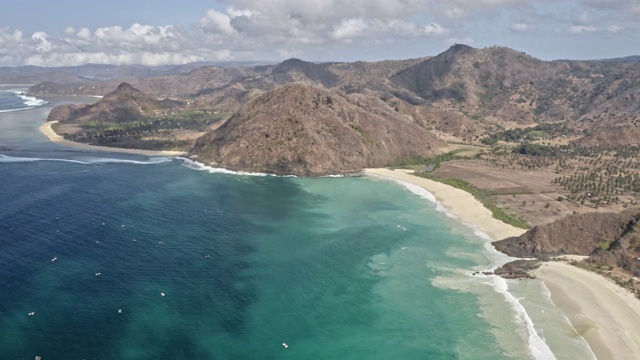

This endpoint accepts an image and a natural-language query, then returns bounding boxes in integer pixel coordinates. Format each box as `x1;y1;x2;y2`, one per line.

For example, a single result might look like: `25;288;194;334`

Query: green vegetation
415;174;530;229
512;143;560;157
64;109;231;148
481;143;640;208
349;124;373;143
391;149;473;169
481;123;573;145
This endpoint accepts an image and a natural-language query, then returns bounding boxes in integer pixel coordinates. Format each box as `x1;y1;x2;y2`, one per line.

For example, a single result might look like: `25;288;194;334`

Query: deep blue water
0;91;595;360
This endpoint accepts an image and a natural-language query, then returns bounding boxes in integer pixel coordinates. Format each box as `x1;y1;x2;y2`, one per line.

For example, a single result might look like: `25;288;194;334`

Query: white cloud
424;23;447;35
607;25;622;33
0;28;23;44
569;25;597;34
331;18;368;41
510;22;531;32
199;9;236;35
445;37;474;46
0;0;637;67
77;28;91;40
31;32;53;52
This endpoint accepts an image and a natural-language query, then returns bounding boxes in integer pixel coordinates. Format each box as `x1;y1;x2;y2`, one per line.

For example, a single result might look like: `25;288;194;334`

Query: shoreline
364;168;525;240
535;261;640;360
364;168;640;360
39;121;187;157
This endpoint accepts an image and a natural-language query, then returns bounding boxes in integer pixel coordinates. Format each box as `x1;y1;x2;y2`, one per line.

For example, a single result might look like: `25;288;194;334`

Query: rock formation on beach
494;208;640;276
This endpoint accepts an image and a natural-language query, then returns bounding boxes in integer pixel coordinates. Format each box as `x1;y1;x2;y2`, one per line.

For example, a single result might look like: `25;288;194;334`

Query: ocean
0;88;595;359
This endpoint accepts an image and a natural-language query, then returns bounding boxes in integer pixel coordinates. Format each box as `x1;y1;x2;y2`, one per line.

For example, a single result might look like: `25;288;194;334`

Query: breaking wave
0;154;173;165
382;176;557;360
177;157;296;177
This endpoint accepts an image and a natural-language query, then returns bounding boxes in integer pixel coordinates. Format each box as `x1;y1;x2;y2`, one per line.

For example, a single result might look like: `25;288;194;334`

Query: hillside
190;83;444;175
48;82;178;124
391;45;563;109
493;208;640;276
31;45;640;147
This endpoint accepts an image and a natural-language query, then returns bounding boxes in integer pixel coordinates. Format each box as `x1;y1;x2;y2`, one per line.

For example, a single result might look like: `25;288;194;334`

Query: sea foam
0;154;173;165
490;275;557;360
383;176;557;360
0;91;47;113
14;91;47;107
177;157;296;177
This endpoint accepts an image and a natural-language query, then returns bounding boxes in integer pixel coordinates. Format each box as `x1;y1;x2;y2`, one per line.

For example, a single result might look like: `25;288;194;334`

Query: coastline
535;261;640;360
364;168;525;240
39;121;187;157
364;168;640;360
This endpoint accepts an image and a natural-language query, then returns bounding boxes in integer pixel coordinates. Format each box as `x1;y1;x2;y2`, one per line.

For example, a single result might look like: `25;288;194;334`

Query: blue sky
1;0;639;66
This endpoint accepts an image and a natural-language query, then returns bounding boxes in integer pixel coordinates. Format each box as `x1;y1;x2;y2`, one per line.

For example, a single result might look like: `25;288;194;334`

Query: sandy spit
39;121;187;157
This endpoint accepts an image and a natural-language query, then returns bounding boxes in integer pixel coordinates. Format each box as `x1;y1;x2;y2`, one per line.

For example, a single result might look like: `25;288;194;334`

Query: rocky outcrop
190;83;444;175
493;208;640;276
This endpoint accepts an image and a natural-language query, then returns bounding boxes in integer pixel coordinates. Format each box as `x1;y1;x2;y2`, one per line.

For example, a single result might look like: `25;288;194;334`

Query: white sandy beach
364;168;526;240
535;261;640;360
365;168;640;360
39;121;187;157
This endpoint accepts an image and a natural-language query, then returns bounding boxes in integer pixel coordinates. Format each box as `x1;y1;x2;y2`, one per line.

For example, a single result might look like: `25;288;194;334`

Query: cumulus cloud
331;18;368;41
510;22;531;32
31;32;53;53
199;9;236;35
0;0;636;66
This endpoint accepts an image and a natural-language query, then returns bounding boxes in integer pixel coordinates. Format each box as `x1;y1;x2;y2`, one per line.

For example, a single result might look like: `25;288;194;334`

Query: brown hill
0;70;88;85
48;82;180;124
28;45;640;148
493;208;640;275
190;83;444;175
270;58;340;88
390;44;564;111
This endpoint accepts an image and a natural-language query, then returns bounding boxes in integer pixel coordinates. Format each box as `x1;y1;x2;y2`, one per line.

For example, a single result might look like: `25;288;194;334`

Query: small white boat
28;312;35;316
51;257;57;262
161;292;165;297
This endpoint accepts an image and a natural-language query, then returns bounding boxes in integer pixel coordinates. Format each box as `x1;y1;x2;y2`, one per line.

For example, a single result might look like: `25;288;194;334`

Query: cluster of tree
64;126;175;144
479;143;640;207
64;110;229;145
481;123;572;145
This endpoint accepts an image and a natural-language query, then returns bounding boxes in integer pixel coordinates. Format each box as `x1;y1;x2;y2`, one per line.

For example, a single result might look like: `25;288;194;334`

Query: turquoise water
0;91;595;359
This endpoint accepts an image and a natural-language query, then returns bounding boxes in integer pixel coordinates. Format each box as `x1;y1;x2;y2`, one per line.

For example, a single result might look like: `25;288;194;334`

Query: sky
0;0;639;67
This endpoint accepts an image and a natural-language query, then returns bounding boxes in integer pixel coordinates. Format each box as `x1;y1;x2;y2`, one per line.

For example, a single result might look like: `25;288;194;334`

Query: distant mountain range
22;44;640;174
0;61;275;84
